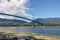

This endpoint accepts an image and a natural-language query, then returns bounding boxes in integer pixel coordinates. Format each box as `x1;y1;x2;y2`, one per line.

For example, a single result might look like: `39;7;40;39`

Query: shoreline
0;30;60;40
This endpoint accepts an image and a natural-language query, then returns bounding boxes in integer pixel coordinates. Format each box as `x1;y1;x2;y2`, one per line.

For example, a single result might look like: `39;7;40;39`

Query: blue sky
0;0;60;20
28;0;60;18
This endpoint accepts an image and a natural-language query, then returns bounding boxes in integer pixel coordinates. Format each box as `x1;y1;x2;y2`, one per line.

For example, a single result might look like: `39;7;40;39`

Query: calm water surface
0;27;60;36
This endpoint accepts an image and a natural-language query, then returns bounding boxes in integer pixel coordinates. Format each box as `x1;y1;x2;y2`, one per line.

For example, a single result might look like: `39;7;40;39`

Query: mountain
33;18;60;24
1;18;60;25
0;18;27;24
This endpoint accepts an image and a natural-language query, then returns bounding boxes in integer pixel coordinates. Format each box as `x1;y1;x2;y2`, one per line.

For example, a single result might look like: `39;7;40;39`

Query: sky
0;0;33;19
29;0;60;18
0;0;60;20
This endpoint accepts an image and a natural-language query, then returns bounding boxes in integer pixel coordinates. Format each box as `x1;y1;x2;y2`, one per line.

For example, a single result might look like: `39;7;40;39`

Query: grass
33;35;60;40
0;30;60;40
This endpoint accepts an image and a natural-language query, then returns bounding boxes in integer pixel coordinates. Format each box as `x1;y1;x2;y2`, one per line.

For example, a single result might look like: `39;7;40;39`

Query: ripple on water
0;27;60;36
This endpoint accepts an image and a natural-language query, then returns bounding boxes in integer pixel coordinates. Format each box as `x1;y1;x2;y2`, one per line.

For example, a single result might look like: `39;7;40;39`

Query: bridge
0;13;43;27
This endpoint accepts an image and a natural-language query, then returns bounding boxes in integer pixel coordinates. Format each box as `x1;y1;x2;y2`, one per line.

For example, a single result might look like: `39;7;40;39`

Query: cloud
0;0;33;19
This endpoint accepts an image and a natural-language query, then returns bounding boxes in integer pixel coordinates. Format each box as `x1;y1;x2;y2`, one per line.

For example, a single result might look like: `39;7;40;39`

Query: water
0;27;60;36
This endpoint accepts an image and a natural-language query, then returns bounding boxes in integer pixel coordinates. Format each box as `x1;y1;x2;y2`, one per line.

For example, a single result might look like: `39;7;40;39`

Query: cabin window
20;39;25;40
18;0;20;1
0;0;2;3
7;0;10;2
